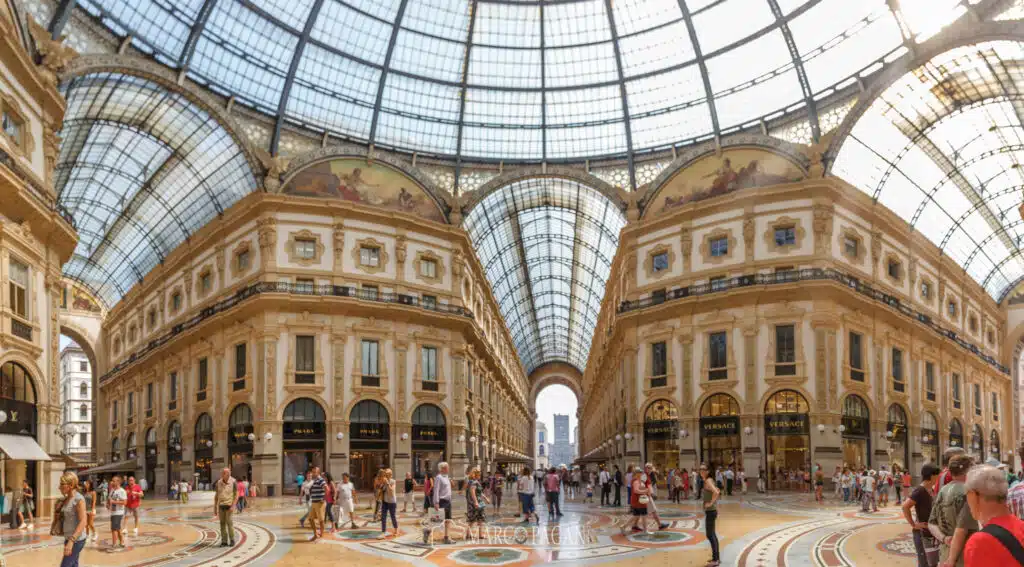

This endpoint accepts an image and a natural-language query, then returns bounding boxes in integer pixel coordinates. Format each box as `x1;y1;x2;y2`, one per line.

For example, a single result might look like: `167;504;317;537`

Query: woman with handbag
54;472;88;567
626;471;651;535
700;464;722;567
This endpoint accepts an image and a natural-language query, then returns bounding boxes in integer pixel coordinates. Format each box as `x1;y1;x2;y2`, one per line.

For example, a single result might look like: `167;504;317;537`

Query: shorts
111;515;124;531
438;498;452;520
128;507;139;519
631;507;648;516
816;481;824;487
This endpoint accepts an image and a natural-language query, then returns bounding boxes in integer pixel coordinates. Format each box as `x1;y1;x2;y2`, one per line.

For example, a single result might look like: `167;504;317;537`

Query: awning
0;433;51;461
78;460;139;476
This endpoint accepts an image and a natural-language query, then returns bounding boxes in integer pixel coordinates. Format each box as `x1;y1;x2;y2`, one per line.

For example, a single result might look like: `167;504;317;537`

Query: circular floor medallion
449;547;529;565
877;532;917;557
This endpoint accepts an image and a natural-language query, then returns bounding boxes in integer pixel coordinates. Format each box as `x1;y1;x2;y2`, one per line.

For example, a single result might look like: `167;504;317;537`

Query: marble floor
0;489;919;566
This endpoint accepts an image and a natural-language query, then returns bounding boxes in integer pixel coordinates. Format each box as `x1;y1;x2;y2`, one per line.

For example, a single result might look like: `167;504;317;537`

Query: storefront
349;400;390;490
0;361;47;525
644;399;679;480
921;412;939;466
764;390;810;490
144;427;157;493
841;395;870;469
886;404;909;472
194;413;213;488
167;421;182;491
971;424;984;463
700;394;741;470
991;430;1002;462
227;404;254;482
949;419;964;449
283;398;326;494
411;404;446;482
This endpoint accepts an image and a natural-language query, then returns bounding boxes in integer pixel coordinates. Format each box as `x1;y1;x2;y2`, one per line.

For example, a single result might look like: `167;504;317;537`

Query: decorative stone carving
332;222;345;266
253;148;290;192
28;17;78;86
812;206;834;256
257;217;277;270
680;230;692;273
743;216;756;262
800;130;834;178
43;125;60;183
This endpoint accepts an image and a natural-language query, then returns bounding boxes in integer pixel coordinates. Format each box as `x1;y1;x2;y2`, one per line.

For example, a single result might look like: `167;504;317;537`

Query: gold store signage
764;413;809;435
644;419;677;440
351;422;389;440
700;417;739;437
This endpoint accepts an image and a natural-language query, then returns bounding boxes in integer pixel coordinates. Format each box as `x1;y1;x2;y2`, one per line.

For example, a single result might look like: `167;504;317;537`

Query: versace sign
765;413;810;436
700;416;739;437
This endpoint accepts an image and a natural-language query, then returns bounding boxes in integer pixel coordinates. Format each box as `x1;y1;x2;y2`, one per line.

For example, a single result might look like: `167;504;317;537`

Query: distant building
59;345;93;456
550;414;574;466
535;421;549;470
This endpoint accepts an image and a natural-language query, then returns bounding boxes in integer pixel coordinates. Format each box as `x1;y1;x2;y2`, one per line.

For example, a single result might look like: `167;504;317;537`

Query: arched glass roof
57;72;258;307
833;41;1024;301
463;178;625;374
78;0;968;163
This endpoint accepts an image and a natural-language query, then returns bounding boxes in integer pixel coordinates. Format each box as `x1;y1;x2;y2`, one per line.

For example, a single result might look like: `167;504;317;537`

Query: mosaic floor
0;489;919;566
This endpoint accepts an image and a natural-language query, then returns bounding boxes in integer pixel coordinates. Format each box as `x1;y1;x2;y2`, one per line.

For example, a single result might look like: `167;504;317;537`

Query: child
584;482;594;503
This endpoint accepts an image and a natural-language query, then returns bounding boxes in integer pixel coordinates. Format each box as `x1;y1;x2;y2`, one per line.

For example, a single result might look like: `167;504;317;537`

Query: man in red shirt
125;476;145;536
964;464;1024;566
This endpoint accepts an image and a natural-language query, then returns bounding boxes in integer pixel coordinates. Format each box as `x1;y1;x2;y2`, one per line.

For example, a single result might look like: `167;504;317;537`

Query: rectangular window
891;347;904;392
422;295;437;309
925;362;935;401
361;284;379;299
237;249;250;271
79;432;87;447
172;292;182;311
295;277;315;293
422;346;438;390
79;361;88;372
295;335;315;384
359;246;380;267
652;252;669;272
169;372;178;410
421;258;437;278
843;236;859;257
710;276;727;291
235;343;247;379
887;260;901;279
146;382;154;415
148;309;156;328
948;301;957;317
295;238;316;259
200;272;212;293
774;226;796;246
849;332;864;381
2;109;22;143
361;339;380;386
127;392;135;420
921;282;931;299
709;237;729;257
775;325;796;376
112;401;118;429
992;392;999;421
952;373;961;409
197;357;208;401
8;259;28;318
651;341;667;386
974;383;982;416
709;331;728;380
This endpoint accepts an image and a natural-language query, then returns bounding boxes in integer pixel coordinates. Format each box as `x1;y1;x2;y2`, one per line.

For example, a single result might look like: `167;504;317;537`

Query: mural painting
282;158;446;223
65;282;102;313
649;148;805;218
1008;280;1024;305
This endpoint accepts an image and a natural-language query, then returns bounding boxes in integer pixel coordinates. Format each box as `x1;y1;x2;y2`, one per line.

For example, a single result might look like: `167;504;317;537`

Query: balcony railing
421;380;439;392
10;318;32;341
650;375;667;388
618;268;1008;375
197;391;207;402
893;380;905;393
100;281;474;384
362;375;381;387
0;147;76;229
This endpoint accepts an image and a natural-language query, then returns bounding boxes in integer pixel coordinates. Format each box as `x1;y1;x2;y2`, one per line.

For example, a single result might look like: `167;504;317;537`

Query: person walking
124;477;143;536
613;465;623;507
308;467;327;541
627;468;651;535
235;478;246;513
901;467;913;505
323;472;336;531
643;463;670;530
903;463;939;567
544;467;563;518
18;479;34;529
213;468;239;547
464;467;490;540
432;462;454;545
402;472;416;513
681;468;691;500
372;469;386;524
422;472;434;517
57;472;88;567
490;470;504;513
82;480;98;542
700;464;722;567
862;470;879;512
724;466;735;496
298;471;312;527
337;472;358;529
815;467;825;504
963;464;1024;567
107;476;127;550
599;465;611;506
928;454;977;567
518;466;539;523
379;468;398;537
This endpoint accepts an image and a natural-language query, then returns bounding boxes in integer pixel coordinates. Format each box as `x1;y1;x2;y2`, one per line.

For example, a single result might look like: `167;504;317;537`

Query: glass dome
79;0;969;162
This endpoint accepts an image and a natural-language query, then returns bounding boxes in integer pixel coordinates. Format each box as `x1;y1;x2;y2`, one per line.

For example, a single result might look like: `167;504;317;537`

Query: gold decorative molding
838;225;865;265
0;92;35;159
352;237;389;275
700;227;737;266
195;264;214;299
763;216;806;255
882;251;905;286
643;244;676;280
413;249;445;285
285;229;325;267
231;240;253;278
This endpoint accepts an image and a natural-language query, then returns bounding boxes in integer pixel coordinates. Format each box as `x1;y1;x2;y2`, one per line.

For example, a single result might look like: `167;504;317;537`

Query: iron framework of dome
77;0;971;172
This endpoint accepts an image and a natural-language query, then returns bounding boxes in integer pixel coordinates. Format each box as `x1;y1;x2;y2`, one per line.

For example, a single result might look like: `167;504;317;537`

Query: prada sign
700;416;739;437
350;422;389;440
284;421;325;440
412;425;446;443
765;413;810;436
644;419;677;440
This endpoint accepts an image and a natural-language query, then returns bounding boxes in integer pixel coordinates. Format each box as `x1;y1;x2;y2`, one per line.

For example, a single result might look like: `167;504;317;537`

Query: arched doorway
349;400;390;490
644;399;679;481
921;412;939;465
194;413;213;488
992;430;1002;462
227;404;254;481
841;395;870;469
886;404;909;472
949;419;964;449
764;390;810;490
167;421;182;490
0;361;41;515
144;427;157;494
283;398;326;494
971;424;984;463
700;394;741;470
411;404;446;482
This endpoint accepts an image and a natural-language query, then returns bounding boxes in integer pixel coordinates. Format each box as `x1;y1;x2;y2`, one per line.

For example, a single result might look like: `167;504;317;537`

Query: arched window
127;432;136;448
843;395;870;419
949;419;964;447
229;404;253;427
145;427;157;447
79;383;88;398
412;404;445;426
79;404;87;419
764;390;809;414
350;400;388;423
644;399;679;421
0;361;36;403
195;413;213;441
887;404;906;425
701;393;740;417
111;437;120;457
285;398;326;422
922;412;938;431
168;421;182;445
991;429;1002;458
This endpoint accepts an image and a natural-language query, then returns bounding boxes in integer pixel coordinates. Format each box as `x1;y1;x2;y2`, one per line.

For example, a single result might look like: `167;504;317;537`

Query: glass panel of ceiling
56;72;257;307
832;41;1024;301
76;0;969;162
463;178;625;374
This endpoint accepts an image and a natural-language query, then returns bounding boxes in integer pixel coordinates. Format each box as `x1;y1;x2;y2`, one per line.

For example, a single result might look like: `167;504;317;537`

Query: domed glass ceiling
78;0;970;163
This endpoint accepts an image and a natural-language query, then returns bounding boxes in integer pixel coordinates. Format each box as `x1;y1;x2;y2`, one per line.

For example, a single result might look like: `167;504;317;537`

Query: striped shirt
1008;481;1024;520
309;477;326;503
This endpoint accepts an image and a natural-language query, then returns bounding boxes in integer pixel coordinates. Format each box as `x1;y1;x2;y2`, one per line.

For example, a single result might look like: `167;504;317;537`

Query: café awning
78;459;140;476
0;433;51;461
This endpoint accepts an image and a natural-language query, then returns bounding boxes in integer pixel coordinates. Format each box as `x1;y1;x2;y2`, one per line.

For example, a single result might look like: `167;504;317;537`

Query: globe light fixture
838;424;846;433
615;434;622;441
470;436;477;443
624;433;632;440
402;432;409;441
206;439;213;448
247;433;255;442
336;432;344;440
0;410;8;424
817;424;826;433
458;435;465;443
744;426;753;435
264;432;273;442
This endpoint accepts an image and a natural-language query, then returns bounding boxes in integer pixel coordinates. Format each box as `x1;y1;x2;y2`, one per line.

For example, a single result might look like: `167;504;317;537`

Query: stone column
252;421;283;496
